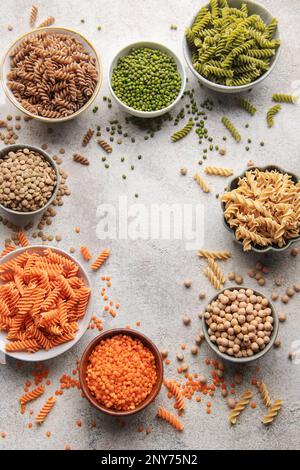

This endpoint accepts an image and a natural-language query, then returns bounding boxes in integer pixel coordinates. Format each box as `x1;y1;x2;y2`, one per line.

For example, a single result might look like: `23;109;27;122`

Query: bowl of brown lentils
202;287;279;363
0;144;60;226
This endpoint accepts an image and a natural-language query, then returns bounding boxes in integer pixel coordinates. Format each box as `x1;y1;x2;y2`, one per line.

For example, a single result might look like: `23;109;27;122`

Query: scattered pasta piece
18;231;29;247
228;390;253;425
261;399;282;425
73;154;90;166
238;98;257;116
203;267;222;290
35;396;56;424
257;381;272;408
171;119;194;142
80;246;92;261
98;140;113;153
221;116;241;142
82;129;94;147
37;16;55;28
164;379;185;411
207;258;225;284
20;385;45;405
194;172;210;193
91;249;110;271
1;245;15;258
197;250;231;260
266;105;281;127
205;166;233;177
29;5;38;27
157;407;184;431
272;94;297;104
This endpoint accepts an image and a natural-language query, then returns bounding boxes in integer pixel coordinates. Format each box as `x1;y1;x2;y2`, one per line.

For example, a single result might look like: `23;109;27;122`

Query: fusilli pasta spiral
267;105;281;127
194;172;210;193
205;166;233;176
35;396;57;424
91;249;111;271
221;116;241;142
261;399;282;425
171;119;194;142
228;390;253;425
157;407;184;431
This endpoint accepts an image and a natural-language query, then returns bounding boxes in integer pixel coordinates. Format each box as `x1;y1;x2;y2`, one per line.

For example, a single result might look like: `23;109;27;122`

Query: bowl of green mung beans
108;41;186;118
183;0;281;93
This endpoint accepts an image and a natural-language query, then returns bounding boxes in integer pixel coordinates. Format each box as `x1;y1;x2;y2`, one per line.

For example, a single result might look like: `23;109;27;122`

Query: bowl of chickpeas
202;287;279;363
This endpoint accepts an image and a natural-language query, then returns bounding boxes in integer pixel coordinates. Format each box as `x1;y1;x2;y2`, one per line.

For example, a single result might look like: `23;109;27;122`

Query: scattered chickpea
294;283;300;292
176;352;184;361
198;291;206;300
290;247;299;257
233;373;243;385
235;275;243;285
286;287;295;297
274;339;281;348
198;311;203;319
182;315;191;326
258;277;266;286
160;349;169;359
199;374;207;385
195;335;202;345
247;269;256;278
288;351;295;361
281;295;289;304
228;271;236;281
278;312;287;322
180;167;188;176
191;346;198;355
221;388;228;398
184;279;192;288
181;363;189;372
219;148;226;156
271;292;279;301
227;397;237;409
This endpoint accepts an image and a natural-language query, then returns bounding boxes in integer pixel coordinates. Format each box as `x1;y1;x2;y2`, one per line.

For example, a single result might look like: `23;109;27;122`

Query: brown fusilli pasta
82;129;94;147
37;16;55;28
7;32;98;119
29;5;38;27
73;154;90;166
98;140;113;153
261;399;282;425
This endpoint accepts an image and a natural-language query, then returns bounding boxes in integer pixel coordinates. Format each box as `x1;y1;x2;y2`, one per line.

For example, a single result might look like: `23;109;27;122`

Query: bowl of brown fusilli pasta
1;27;102;122
221;165;300;253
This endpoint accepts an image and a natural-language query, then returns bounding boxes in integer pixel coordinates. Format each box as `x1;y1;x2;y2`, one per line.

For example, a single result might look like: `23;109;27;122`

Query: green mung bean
111;47;182;112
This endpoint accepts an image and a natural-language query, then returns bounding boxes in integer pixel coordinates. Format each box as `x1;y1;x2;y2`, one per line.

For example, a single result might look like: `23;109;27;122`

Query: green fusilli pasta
266;105;281;127
171;119;195;142
221;116;241;142
185;0;280;86
238;98;257;116
272;94;298;104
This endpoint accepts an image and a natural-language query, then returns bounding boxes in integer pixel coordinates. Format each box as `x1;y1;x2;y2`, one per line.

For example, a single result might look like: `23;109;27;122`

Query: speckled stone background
0;0;300;450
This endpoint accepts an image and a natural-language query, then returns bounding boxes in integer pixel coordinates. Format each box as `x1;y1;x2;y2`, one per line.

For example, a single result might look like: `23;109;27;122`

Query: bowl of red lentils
79;328;164;416
202;287;279;364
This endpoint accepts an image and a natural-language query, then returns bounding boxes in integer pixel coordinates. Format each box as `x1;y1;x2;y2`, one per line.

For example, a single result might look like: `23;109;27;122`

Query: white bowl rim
0;26;103;123
202;286;279;363
0;144;60;217
0;245;93;362
183;0;281;92
108;40;186;117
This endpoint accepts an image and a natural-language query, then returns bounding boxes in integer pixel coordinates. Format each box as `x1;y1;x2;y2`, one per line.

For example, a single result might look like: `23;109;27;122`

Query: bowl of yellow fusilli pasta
221;165;300;253
183;0;281;93
1;27;102;122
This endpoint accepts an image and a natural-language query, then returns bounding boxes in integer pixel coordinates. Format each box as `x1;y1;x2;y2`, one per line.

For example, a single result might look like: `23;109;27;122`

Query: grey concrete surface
0;0;300;450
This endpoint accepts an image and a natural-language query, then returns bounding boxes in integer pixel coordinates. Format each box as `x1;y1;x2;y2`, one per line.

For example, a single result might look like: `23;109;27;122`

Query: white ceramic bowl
108;41;186;118
0;27;103;122
0;144;60;227
183;0;281;93
0;246;93;361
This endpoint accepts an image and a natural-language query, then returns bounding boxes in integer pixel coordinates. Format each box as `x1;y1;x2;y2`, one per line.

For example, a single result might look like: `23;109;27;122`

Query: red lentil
86;334;157;411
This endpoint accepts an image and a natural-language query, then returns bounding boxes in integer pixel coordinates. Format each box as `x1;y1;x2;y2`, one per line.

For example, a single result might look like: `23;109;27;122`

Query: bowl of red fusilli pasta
1;27;102;122
0;245;93;361
221;165;300;253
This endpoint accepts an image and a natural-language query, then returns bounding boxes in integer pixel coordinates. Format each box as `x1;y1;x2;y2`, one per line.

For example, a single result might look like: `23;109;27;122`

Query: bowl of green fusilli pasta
183;0;281;93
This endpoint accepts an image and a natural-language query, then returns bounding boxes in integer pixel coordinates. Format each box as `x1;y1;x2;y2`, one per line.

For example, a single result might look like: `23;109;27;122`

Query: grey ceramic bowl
0;144;60;227
183;0;281;93
221;165;300;254
202;286;279;364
